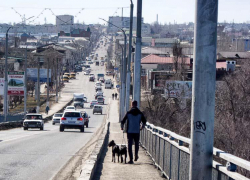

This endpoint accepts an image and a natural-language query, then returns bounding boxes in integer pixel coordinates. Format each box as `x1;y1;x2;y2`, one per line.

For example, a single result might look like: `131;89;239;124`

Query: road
0;38;114;180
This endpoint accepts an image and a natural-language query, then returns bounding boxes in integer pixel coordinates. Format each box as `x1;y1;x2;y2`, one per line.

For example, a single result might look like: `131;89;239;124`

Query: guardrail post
226;162;237;172
169;136;175;179
178;140;183;180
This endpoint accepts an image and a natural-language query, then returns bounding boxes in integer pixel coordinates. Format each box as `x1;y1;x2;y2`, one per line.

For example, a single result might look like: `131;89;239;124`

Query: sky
0;0;250;25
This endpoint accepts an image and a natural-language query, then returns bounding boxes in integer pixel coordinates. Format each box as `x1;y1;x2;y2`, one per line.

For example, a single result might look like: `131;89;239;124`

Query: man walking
45;105;50;115
121;100;147;164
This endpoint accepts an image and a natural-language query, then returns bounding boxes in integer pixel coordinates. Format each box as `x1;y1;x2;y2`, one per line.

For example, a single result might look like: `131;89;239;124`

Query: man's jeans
127;133;140;161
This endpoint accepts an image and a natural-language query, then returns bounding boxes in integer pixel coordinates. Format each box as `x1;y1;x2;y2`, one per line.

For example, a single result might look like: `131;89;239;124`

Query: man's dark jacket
121;107;147;133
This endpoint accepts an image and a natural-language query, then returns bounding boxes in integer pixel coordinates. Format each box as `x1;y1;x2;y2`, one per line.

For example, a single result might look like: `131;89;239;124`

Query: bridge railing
140;122;250;180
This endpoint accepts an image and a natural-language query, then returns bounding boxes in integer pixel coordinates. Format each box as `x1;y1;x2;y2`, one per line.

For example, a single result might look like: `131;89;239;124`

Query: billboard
0;78;4;95
165;81;192;98
8;71;25;96
27;68;51;82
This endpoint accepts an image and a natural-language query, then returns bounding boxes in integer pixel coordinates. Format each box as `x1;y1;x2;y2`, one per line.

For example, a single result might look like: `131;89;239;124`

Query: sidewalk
93;100;164;180
41;93;72;119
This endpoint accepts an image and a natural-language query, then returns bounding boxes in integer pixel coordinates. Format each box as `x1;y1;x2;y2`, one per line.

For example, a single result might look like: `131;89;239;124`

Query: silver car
93;105;103;114
52;113;63;125
60;111;84;132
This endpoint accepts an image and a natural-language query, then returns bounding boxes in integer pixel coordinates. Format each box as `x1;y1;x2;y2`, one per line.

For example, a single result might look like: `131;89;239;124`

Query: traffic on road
0;36;115;180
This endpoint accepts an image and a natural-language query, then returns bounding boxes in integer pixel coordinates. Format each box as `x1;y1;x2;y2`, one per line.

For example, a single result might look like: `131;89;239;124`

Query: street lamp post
99;18;127;119
125;0;134;111
133;0;143;108
4;27;12;121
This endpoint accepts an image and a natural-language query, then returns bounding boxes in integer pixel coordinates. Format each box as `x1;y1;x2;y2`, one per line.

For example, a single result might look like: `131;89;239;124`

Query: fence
140;122;250;180
0;113;25;123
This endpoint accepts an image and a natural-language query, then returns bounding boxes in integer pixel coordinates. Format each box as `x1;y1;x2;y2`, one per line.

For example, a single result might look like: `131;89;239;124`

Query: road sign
116;85;120;88
114;67;118;71
0;78;4;95
8;71;25;96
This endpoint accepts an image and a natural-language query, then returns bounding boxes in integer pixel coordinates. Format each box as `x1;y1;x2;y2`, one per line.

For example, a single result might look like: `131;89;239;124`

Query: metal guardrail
0;113;25;123
140;122;250;180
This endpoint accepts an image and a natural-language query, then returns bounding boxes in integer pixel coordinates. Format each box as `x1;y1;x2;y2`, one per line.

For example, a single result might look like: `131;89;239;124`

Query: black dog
108;140;120;163
119;145;127;163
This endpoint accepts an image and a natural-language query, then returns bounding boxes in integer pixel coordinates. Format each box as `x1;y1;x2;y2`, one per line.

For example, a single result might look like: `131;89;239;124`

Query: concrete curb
78;100;111;180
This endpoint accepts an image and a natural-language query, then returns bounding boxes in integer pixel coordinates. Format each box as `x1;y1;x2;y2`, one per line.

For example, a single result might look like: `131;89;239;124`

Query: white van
105;79;113;89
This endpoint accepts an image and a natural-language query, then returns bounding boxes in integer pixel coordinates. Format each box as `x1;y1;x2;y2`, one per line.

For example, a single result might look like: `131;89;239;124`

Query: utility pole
133;0;142;108
122;7;124;28
56;58;58;103
189;0;218;180
119;46;124;122
4;27;12;121
121;33;127;118
37;57;40;113
99;18;127;119
46;58;50;106
24;46;27;114
125;0;133;111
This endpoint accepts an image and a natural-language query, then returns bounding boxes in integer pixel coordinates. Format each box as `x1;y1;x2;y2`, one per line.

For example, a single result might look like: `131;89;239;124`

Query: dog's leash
121;132;126;145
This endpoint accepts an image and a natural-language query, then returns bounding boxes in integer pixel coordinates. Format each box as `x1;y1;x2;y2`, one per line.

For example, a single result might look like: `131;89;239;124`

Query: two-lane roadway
0;37;114;180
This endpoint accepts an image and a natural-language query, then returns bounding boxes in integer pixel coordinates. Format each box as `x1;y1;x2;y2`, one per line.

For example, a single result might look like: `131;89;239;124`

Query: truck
105;79;113;89
73;93;84;108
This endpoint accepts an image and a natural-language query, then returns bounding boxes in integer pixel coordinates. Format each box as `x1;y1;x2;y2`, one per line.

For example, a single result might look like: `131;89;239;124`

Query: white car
23;114;44;130
60;111;85;132
90;100;98;108
95;82;102;87
64;106;76;111
52;113;63;125
84;71;90;75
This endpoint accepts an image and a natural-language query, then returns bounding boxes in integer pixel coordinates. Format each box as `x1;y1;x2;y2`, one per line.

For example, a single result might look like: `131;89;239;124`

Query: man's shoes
134;155;139;161
128;160;134;164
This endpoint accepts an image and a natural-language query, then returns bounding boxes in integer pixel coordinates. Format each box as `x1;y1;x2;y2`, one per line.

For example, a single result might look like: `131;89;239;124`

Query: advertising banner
8;71;25;96
165;81;192;98
0;78;4;95
27;68;51;82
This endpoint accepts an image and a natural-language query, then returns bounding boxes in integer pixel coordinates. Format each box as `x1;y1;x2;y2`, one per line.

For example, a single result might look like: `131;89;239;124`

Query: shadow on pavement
92;128;109;180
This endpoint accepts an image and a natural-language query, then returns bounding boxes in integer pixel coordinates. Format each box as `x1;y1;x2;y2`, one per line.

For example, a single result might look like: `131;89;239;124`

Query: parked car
93;105;103;114
70;72;76;79
97;96;105;104
90;100;98;108
81;111;90;128
52;113;63;125
63;75;69;82
23;114;44;130
60;111;84;132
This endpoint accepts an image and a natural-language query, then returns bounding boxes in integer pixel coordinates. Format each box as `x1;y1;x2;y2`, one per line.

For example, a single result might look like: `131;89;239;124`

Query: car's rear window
54;114;63;117
97;98;103;100
64;112;80;117
26;115;42;119
66;107;75;109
